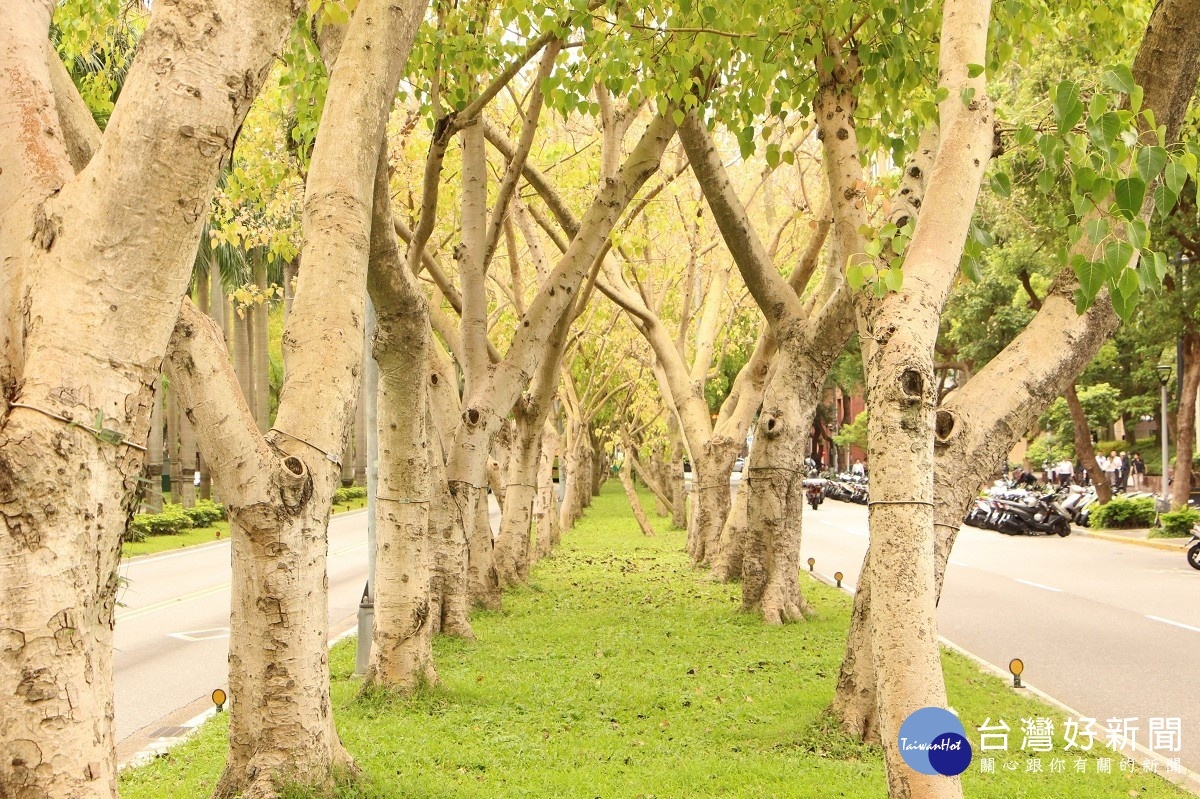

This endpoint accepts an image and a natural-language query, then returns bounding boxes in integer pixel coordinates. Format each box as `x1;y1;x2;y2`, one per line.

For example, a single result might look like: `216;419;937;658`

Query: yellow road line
116;583;229;622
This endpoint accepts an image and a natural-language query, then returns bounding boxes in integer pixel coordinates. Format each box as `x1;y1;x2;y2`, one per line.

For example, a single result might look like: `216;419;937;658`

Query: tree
164;3;427;795
0;2;300;796
831;1;1200;783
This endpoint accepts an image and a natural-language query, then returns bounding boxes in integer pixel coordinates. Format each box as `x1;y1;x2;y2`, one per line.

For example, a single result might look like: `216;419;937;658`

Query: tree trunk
145;375;165;513
1066;383;1111;502
178;395;197;508
252;258;271;432
618;460;656;536
362;150;438;689
354;368;368;484
831;0;1200;755
739;348;819;623
495;410;542;585
710;439;755;583
232;301;254;412
534;420;562;559
650;449;670;516
167;383;183;501
171;0;426;792
668;422;688;529
0;1;302;795
1171;333;1200;508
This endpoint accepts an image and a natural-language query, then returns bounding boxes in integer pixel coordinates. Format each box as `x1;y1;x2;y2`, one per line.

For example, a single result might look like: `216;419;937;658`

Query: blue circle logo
897;707;973;776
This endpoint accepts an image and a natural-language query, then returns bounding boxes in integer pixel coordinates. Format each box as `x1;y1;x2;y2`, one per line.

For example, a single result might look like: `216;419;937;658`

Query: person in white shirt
1056;458;1074;487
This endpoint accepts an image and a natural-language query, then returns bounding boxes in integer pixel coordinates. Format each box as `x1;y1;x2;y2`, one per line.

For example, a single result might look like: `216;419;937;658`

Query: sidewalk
1072;523;1193;552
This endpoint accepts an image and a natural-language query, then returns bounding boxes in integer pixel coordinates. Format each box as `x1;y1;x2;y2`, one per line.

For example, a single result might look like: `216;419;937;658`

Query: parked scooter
1188;530;1200;570
989;493;1072;537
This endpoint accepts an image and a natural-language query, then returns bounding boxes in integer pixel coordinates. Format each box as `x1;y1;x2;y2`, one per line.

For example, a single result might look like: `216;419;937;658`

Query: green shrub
1088;496;1157;529
1155;506;1200;538
129;503;192;538
182;499;225;527
333;485;367;505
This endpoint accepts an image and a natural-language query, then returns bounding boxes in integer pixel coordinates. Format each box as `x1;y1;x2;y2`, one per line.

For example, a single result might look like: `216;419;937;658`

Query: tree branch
679;109;804;329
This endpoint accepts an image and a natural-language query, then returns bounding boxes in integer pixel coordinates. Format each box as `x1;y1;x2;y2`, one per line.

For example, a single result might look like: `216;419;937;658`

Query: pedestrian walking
1130;452;1146;490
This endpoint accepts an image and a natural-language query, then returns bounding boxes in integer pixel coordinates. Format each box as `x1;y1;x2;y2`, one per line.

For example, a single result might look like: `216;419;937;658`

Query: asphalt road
114;509;371;750
802;499;1200;772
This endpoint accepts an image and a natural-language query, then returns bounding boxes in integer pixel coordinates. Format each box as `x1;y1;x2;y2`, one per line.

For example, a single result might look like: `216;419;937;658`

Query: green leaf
1074;288;1090;315
883;267;904;292
1102;240;1136;279
1087;111;1121;146
960;87;976;106
1073;254;1105;304
1117;265;1140;300
1113;177;1146;219
961;253;982;282
846;258;874;291
1085;217;1108;245
1135;145;1168;183
1037;168;1057;194
1152;250;1169;282
1101;64;1135;95
1052;80;1084;131
989;172;1011;198
966;63;985;78
1154;183;1180;218
1111;283;1136;322
1165;160;1188;193
1125;218;1149;250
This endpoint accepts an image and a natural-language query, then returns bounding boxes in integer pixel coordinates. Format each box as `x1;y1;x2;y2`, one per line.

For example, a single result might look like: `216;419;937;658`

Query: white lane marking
1014;578;1063;593
950;559;968;568
167;627;230;642
1147;615;1200;634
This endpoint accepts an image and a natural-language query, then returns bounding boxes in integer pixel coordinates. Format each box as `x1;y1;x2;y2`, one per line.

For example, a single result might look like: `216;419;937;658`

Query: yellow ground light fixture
1009;658;1024;688
212;688;227;712
834;571;844;588
807;557;816;572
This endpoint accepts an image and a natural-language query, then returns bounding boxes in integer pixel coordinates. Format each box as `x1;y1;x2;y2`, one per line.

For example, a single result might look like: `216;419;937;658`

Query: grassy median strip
119;486;1191;798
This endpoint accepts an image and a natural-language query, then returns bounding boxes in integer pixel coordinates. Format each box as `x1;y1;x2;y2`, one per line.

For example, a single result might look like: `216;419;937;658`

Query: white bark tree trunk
832;0;1200;749
0;1;300;796
363;153;437;690
534;419;563;559
166;1;427;794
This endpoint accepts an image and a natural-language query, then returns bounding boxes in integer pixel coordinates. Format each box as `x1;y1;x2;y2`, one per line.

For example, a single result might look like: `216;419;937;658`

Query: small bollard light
807;557;816;572
1009;658;1024;689
212;688;227;712
834;571;843;588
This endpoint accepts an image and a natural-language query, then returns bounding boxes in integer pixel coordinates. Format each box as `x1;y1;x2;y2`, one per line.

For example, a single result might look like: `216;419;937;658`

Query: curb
805;570;1200;797
1072;526;1191;553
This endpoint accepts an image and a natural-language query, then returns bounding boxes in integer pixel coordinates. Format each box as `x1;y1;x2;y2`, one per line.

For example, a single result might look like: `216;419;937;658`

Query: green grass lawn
120;497;368;558
119;485;1191;798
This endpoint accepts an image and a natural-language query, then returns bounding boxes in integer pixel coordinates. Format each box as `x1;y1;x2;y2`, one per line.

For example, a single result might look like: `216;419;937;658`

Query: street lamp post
1157;365;1172;509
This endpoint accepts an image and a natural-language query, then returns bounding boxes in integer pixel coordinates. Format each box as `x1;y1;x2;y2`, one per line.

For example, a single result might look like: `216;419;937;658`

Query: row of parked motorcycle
807;474;1101;537
804;471;1200;570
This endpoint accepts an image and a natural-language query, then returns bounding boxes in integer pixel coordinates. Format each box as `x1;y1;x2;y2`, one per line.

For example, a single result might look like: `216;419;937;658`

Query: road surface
802;499;1200;772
